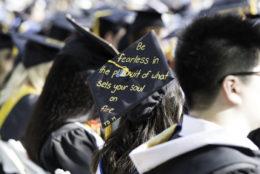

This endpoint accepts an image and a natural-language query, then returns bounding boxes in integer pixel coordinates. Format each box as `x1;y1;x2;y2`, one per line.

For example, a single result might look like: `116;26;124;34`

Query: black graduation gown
40;122;104;174
248;128;260;148
0;94;38;140
130;115;260;174
145;145;260;174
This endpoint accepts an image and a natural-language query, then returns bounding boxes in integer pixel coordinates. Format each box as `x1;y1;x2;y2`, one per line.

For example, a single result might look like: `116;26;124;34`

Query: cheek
242;82;260;116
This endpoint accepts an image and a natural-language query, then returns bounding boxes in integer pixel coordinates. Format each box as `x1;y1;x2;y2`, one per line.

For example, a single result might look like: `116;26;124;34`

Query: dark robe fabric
40;122;103;174
131;115;260;174
145;145;260;174
0;94;38;140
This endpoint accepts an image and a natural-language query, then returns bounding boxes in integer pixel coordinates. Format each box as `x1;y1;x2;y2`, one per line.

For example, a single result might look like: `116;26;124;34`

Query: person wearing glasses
130;15;260;174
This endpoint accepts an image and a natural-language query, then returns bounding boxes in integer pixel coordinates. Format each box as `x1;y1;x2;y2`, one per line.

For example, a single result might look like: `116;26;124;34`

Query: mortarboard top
130;3;167;36
198;0;250;16
16;32;64;68
98;9;136;39
100;9;136;26
66;14;119;57
43;12;93;41
49;12;75;31
91;7;135;37
16;32;65;50
87;30;174;128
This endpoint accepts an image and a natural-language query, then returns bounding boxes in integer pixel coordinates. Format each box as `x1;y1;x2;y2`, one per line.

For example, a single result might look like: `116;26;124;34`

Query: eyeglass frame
218;71;260;84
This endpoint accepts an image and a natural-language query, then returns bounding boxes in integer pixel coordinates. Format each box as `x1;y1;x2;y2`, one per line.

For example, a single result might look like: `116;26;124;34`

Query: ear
221;75;242;105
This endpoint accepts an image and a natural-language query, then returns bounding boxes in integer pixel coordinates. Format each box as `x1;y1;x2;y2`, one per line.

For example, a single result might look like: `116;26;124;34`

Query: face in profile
238;61;260;130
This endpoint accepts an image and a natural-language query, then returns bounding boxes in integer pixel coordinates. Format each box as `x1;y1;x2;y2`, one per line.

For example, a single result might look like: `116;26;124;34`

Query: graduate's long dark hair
22;52;98;165
91;81;184;174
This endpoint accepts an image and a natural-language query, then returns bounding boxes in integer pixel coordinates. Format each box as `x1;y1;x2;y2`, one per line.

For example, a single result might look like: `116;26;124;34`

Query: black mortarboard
92;8;135;38
43;12;76;41
16;32;64;68
131;9;165;35
88;30;174;128
100;9;135;26
66;14;119;58
198;0;250;16
129;1;169;36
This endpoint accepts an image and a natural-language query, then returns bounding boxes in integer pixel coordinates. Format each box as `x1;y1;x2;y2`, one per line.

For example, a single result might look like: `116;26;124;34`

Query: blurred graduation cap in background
15;32;64;68
92;7;135;40
118;1;169;51
88;30;174;128
129;1;168;36
43;12;93;41
131;10;165;36
198;0;250;16
65;14;119;59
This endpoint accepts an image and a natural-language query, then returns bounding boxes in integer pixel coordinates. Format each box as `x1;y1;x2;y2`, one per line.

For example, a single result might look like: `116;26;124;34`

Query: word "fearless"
117;53;149;64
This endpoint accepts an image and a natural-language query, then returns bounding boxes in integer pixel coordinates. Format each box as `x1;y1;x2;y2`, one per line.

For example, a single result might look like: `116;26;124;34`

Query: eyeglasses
218;71;260;83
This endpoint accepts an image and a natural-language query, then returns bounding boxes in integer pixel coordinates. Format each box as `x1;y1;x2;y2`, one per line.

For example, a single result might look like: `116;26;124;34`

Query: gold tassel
93;10;113;36
105;124;112;140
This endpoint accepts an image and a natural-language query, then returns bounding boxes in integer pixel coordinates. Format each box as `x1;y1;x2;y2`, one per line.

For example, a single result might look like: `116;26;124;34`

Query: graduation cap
100;9;136;26
198;0;250;16
16;32;64;68
131;9;165;36
87;30;174;128
66;14;119;57
92;8;135;38
129;1;169;35
43;12;79;41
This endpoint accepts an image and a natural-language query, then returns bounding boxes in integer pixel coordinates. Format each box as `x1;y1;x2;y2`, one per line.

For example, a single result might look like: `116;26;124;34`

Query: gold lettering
100;105;115;114
136;42;146;50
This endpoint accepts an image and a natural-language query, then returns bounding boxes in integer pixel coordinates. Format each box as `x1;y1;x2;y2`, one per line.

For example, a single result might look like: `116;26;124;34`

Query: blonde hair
0;61;53;105
0;48;13;85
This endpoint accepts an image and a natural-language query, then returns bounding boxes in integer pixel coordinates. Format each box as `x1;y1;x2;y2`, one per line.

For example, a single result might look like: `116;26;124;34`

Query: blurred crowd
0;0;260;174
